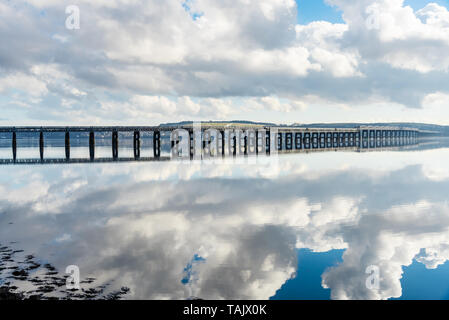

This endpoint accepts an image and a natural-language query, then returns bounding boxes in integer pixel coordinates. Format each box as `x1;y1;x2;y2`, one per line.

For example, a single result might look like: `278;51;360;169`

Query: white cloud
0;72;48;97
329;0;449;72
1;0;449;124
322;201;449;299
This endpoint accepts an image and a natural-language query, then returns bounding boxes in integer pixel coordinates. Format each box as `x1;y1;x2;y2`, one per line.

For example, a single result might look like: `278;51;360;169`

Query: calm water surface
1;138;449;300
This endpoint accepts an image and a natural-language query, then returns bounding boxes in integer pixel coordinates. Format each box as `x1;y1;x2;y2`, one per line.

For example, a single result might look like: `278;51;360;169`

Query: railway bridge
0;125;420;164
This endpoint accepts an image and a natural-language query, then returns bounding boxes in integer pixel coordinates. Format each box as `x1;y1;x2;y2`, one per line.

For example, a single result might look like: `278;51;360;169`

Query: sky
1;0;449;125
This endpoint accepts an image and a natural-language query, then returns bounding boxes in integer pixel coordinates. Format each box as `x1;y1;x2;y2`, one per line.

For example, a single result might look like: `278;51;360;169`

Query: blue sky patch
181;254;206;285
182;0;204;21
404;0;449;11
391;257;449;300
295;0;449;25
270;249;344;300
295;0;344;24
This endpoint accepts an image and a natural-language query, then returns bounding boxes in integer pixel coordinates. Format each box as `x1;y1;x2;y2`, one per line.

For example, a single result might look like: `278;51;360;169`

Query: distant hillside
160;120;449;135
290;122;448;135
160;120;277;127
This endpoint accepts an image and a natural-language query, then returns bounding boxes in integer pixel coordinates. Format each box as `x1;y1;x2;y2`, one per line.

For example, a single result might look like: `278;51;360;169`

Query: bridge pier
266;130;271;154
204;129;221;157
133;131;140;159
255;130;261;154
235;131;243;155
277;132;282;151
112;130;118;160
362;132;368;149
247;130;257;155
319;132;325;148
39;131;44;160
332;132;337;148
304;132;311;149
325;132;331;148
202;130;208;153
243;135;248;155
240;131;247;155
153;131;161;158
339;132;344;148
295;132;302;150
89;131;95;160
311;132;318;149
362;130;368;139
286;132;293;150
189;130;194;158
220;130;225;156
65;131;70;160
12;131;17;161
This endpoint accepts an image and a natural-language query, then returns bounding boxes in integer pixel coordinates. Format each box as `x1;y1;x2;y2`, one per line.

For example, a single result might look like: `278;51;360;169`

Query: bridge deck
0;125;420;133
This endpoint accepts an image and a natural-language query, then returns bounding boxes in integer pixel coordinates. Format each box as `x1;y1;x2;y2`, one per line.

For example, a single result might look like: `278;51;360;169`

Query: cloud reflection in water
1;149;449;299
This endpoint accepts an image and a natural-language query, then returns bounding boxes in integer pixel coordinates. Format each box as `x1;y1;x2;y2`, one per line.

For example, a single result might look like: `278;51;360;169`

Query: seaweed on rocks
0;243;130;300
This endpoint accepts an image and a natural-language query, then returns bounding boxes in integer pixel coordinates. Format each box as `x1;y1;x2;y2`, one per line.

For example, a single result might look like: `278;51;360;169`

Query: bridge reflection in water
0;125;420;165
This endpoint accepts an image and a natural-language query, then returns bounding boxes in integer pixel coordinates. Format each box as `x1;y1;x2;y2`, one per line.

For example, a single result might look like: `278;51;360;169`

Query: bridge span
0;125;420;164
